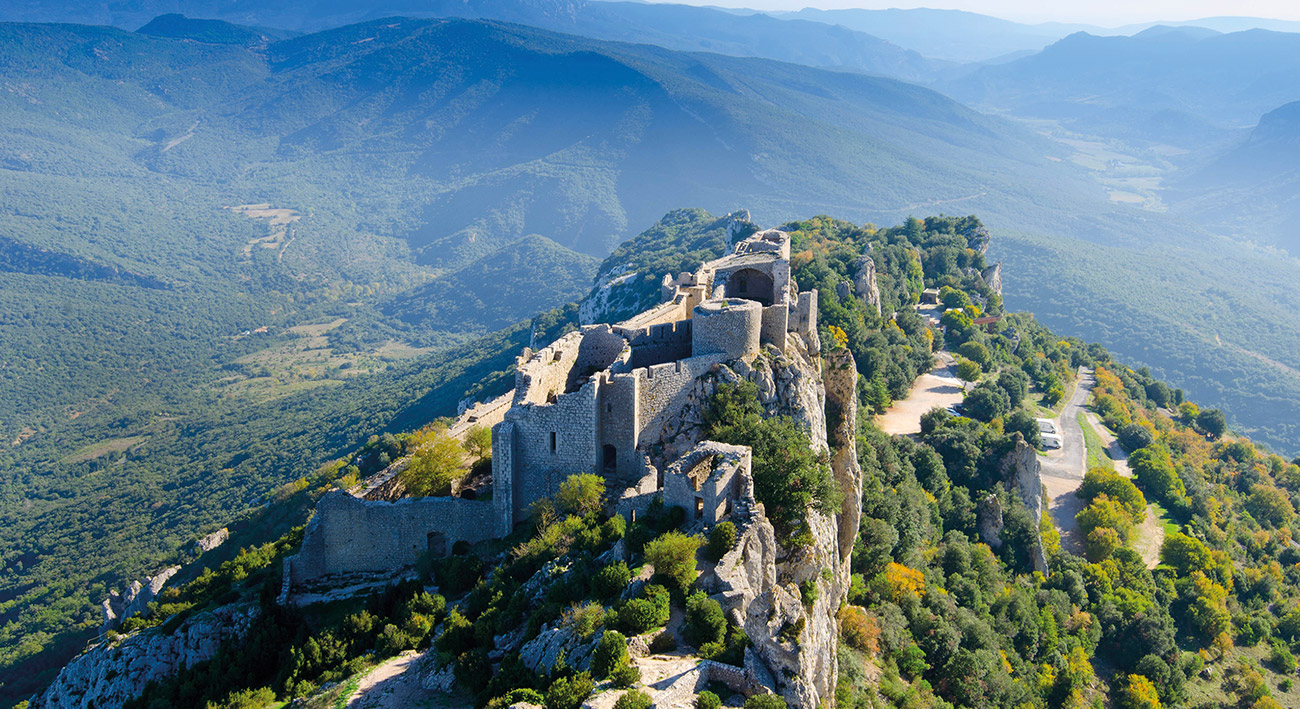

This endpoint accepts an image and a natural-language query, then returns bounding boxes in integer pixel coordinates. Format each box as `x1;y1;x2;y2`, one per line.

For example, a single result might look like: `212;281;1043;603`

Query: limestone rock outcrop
101;566;180;634
852;254;882;315
981;263;1003;298
31;603;258;709
688;341;861;708
193;528;229;556
999;434;1047;573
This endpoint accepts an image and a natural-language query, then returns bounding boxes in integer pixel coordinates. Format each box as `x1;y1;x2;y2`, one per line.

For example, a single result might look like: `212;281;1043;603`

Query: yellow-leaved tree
400;425;465;496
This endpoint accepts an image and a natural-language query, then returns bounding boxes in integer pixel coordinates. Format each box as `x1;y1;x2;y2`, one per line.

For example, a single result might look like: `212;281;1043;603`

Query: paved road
1040;368;1093;556
876;352;964;435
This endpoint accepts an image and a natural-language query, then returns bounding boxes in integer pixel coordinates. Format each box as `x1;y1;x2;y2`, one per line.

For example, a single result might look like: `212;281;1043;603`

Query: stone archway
725;268;775;306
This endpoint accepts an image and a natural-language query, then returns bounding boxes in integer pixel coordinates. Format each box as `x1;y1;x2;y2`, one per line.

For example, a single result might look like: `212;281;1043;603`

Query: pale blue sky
661;0;1300;25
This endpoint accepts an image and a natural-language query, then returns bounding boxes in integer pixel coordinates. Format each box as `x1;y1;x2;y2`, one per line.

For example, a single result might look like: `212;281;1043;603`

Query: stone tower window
550;432;557;452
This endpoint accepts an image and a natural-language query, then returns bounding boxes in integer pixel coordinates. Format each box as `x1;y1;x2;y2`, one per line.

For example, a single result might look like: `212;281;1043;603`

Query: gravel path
347;650;451;709
876;352;963;435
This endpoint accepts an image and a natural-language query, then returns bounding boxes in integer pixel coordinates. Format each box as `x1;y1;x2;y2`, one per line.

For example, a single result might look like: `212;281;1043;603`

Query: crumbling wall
501;381;600;521
286;490;504;586
618;318;693;370
662;441;749;525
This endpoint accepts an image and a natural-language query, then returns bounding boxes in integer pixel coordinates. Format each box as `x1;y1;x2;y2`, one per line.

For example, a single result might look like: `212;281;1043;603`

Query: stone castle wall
286;490;506;585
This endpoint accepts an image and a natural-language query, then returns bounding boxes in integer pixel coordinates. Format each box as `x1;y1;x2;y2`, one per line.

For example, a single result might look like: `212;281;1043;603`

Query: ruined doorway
603;445;617;472
427;531;448;558
726;268;775;306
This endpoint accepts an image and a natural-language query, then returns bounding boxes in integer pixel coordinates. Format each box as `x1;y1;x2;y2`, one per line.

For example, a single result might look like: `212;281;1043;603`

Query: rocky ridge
30;603;259;709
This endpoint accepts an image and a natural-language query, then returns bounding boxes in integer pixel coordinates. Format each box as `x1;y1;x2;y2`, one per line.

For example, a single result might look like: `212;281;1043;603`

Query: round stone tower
692;298;762;359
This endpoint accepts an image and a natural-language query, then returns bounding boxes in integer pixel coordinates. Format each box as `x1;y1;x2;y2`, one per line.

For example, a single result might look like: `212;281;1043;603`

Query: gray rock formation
192;528;229;556
977;494;1004;549
519;625;602;673
101;566;180;634
691;341;862;708
31;603;258;709
852;254;882;315
999;434;1048;573
981;263;1003;298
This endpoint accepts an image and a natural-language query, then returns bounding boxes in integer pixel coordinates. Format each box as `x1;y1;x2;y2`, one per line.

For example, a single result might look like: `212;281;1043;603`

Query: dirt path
875;352;964;435
347;650;448;709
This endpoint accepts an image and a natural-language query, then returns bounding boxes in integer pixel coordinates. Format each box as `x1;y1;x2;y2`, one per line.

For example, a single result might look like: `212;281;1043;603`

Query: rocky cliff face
31;603;259;709
852;254;882;315
981;262;1003;298
999;434;1047;574
101;566;181;634
675;337;861;708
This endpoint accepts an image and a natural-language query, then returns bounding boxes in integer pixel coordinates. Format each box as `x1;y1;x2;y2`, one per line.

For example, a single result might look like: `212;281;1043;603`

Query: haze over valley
3;3;1300;707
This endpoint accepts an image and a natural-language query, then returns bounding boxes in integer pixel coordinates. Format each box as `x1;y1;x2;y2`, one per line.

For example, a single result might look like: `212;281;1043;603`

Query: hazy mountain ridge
942;27;1300;146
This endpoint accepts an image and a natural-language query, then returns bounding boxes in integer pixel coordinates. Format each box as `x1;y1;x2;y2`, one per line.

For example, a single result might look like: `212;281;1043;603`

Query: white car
1035;418;1058;435
1041;434;1063;450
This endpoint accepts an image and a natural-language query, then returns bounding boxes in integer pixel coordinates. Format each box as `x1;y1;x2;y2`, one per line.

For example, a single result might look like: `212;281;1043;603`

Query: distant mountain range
941;27;1300;147
0;0;945;81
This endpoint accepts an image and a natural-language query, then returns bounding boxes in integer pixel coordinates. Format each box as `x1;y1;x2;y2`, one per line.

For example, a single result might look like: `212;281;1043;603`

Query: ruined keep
283;225;860;707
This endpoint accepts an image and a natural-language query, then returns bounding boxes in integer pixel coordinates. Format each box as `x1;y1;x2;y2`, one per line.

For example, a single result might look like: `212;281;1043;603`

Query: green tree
591;631;629;678
996;368;1030;408
1196;409;1227;438
963;381;1009;422
545;672;594;709
401;425;465;496
1079;467;1146;521
556;473;606;517
684;591;726;647
644;531;703;592
1246;484;1293;527
704;384;841;528
464;424;492;460
957;341;991;370
706;521;737;562
1129;445;1186;505
1076;493;1134;544
956;357;982;388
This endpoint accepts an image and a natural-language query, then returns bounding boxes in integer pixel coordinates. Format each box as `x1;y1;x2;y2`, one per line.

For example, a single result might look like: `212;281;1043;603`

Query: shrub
649;630;678;653
644;531;703;592
603;515;627;543
1117;423;1154;452
799;579;819;607
619;599;662;635
837;605;878;654
545;672;595;709
684;591;726;647
696;691;722;709
593;562;632;599
644;585;671;625
504;689;545;706
592;631;629;679
401;425;465;496
745;694;788;709
561;602;606;638
706;522;737;562
454;648;491;693
613;690;653;709
376;624;413;656
609;662;641;688
557;474;606;517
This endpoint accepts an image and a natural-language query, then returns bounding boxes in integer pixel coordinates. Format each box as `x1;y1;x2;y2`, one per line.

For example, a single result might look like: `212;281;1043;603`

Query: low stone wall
285;490;506;589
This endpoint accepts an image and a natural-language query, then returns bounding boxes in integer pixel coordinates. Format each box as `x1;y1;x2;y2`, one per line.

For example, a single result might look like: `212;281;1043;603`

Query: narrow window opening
550;432;557;452
694;497;704;520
